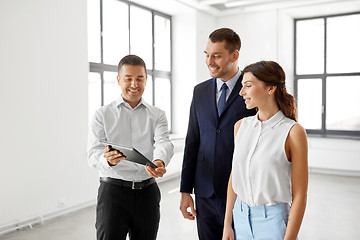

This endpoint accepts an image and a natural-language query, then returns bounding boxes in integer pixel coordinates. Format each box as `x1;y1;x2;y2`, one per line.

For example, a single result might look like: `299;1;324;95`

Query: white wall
195;11;216;83
218;10;279;68
172;7;197;135
0;0;98;229
216;1;360;173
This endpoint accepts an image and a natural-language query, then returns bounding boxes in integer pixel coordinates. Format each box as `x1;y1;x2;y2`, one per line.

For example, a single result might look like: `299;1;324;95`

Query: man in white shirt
88;55;174;240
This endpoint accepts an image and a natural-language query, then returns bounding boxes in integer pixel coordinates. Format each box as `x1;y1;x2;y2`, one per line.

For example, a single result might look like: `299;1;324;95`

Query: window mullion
322;17;327;134
100;0;104;64
152;11;155;105
128;4;131;54
100;0;104;106
101;71;104;106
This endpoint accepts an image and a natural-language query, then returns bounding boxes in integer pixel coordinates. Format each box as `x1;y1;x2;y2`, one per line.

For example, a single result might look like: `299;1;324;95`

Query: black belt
100;177;155;190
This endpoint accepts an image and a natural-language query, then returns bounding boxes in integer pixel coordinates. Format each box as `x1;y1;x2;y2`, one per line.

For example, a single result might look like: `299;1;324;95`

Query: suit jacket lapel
209;78;218;119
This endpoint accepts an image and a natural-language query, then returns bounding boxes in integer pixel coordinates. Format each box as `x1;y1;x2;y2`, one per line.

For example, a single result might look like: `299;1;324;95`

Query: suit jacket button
216;129;221;134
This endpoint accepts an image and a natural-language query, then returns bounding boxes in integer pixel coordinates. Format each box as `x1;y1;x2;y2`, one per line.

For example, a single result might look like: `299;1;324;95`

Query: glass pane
327;14;360;74
104;71;120;105
143;75;153;105
88;72;101;124
130;6;152;68
87;0;101;62
154;15;171;71
154;78;171;130
296;19;324;74
103;0;129;65
326;76;360;131
297;79;322;129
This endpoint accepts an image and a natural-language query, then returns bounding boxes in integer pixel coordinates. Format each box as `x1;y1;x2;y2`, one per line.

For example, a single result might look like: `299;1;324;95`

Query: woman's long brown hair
242;61;297;121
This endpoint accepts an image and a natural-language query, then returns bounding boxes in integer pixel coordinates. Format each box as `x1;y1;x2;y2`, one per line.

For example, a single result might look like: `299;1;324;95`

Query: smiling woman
241;61;297;121
223;61;308;240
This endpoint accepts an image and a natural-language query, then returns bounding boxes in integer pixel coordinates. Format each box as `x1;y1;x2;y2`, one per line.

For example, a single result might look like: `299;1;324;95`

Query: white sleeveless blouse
232;111;296;206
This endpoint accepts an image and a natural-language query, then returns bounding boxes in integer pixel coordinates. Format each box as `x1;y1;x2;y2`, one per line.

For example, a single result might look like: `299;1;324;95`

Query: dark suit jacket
180;75;257;200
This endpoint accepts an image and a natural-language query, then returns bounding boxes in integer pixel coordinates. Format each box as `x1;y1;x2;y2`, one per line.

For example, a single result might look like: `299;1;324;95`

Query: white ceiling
174;0;358;16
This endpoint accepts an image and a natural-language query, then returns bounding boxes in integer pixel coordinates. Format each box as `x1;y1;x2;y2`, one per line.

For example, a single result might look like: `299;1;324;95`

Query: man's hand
103;146;126;166
180;192;196;220
146;160;166;178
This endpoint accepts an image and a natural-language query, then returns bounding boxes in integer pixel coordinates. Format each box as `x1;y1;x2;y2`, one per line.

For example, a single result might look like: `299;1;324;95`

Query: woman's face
240;72;272;109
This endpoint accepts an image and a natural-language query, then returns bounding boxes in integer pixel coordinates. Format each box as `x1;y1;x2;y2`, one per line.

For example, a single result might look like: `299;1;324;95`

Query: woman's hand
222;224;235;240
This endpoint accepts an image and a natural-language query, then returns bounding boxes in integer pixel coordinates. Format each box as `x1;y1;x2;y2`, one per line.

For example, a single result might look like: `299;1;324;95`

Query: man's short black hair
118;55;147;74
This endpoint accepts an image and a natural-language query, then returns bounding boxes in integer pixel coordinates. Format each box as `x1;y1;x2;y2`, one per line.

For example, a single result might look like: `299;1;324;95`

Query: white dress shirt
87;96;174;182
216;68;241;105
232;111;296;206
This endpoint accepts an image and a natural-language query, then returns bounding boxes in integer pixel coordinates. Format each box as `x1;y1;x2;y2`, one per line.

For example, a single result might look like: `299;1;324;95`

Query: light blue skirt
233;197;293;240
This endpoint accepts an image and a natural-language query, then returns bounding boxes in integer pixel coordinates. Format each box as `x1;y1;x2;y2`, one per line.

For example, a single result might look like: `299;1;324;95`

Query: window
295;12;360;137
87;0;172;130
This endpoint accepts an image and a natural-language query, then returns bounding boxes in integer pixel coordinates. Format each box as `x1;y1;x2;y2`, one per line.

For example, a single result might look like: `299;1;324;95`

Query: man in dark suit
179;28;257;240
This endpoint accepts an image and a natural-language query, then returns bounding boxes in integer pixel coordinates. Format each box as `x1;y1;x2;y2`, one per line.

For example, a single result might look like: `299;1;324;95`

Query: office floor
1;173;360;240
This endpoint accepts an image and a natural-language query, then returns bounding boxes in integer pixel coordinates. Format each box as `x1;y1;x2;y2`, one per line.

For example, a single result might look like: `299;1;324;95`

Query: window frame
294;11;360;139
88;0;173;131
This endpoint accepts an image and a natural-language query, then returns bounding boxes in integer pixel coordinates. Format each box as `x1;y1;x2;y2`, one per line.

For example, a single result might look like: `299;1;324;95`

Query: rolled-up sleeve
87;109;112;171
152;110;174;167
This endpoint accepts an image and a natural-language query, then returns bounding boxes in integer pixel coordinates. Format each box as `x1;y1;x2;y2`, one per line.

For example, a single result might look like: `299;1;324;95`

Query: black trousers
195;194;227;240
96;180;161;240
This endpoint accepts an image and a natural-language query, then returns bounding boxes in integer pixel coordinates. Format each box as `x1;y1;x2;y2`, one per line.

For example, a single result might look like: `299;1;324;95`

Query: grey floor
1;173;360;240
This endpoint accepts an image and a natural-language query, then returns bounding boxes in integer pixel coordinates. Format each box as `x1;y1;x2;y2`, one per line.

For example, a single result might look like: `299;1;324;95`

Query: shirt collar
216;68;241;92
252;110;285;128
115;95;147;109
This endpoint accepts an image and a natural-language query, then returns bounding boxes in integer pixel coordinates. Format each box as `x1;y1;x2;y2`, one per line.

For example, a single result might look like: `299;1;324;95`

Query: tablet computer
99;140;158;168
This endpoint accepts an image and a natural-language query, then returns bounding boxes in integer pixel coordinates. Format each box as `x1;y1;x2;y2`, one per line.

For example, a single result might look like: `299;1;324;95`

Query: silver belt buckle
132;181;142;189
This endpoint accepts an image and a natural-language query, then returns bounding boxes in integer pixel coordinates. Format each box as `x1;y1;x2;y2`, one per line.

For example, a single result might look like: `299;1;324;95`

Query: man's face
204;40;238;81
117;64;147;108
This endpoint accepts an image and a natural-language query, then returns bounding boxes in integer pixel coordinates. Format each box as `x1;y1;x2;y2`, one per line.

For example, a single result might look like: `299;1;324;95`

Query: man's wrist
154;159;165;167
181;192;191;196
107;160;116;166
